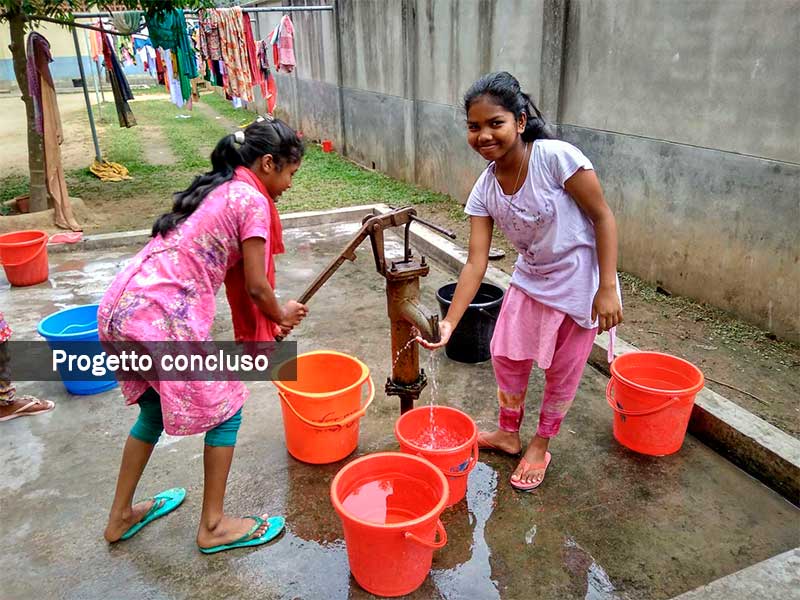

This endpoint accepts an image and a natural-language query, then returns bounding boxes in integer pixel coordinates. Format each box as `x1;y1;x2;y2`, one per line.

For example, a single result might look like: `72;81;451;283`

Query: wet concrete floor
0;222;797;599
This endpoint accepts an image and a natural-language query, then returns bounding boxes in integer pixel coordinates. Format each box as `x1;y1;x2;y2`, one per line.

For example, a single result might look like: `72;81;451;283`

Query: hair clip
233;130;246;144
256;114;275;124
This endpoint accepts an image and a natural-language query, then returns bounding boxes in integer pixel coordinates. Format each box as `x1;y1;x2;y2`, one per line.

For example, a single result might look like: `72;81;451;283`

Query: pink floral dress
0;312;11;343
98;177;270;436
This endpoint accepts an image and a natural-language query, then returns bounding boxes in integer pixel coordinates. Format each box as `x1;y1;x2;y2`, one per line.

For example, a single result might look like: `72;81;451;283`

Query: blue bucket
37;304;118;395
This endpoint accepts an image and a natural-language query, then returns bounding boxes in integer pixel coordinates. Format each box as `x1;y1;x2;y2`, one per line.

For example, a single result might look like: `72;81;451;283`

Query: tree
0;1;210;213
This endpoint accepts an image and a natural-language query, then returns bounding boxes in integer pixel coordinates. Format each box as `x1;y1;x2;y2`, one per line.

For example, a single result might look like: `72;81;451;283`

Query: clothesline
70;6;333;19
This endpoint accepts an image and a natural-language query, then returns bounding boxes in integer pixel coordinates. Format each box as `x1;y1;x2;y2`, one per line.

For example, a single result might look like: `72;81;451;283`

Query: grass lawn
0;92;451;225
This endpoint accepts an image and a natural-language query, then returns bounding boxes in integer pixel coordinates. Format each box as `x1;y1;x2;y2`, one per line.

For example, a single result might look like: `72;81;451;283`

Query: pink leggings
492;318;596;439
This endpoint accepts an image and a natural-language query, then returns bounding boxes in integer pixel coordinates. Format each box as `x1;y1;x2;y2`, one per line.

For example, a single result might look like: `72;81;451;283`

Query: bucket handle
476;307;497;321
278;376;374;430
0;238;47;267
606;379;682;417
447;440;479;478
404;519;447;549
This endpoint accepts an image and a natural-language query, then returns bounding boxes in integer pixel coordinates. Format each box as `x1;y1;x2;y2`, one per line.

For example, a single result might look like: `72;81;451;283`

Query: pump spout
398;298;440;345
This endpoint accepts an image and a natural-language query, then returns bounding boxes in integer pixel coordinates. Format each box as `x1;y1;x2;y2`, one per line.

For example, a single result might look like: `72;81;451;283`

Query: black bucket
436;282;505;363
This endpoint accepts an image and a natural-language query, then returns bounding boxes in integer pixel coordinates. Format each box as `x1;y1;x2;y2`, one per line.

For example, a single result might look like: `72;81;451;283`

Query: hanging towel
27;32;81;231
101;30;136;128
112;11;144;35
26;32;51;135
277;15;296;73
224;166;285;342
216;7;254;103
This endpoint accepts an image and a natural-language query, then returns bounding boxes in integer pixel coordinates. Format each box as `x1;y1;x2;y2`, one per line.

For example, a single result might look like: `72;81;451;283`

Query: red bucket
321;139;333;152
0;230;49;287
606;352;704;456
331;452;448;596
395;406;478;506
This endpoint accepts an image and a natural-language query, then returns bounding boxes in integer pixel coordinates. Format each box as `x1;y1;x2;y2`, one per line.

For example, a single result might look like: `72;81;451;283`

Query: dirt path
1;93;95;175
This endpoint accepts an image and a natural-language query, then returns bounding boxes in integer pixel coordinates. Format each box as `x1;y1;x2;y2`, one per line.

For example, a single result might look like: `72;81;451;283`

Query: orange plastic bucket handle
0;238;46;267
404;519;447;549
606;379;682;417
278;376;374;430
446;441;479;478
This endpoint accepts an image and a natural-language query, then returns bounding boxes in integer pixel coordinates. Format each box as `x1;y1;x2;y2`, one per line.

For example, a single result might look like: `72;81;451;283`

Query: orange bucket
0;230;49;287
273;350;374;464
606;351;704;456
395;406;478;506
331;452;448;596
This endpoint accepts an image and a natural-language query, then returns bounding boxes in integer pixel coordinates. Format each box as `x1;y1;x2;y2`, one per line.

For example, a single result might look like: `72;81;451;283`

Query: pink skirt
490;285;574;369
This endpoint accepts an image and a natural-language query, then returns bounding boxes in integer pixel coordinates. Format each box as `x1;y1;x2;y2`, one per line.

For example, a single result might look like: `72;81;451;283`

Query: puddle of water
563;536;618;600
432;462;501;599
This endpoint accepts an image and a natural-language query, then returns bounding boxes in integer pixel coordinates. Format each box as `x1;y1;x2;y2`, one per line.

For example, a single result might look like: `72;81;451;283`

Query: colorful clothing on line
101;30;137;128
97;170;272;436
491;289;597;438
216;7;254;102
257;39;277;113
197;9;223;61
145;8;198;101
242;12;263;96
276;15;296;73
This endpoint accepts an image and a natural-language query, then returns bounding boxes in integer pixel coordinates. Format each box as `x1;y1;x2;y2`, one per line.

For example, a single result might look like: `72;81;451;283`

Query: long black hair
463;71;552;143
152;118;305;237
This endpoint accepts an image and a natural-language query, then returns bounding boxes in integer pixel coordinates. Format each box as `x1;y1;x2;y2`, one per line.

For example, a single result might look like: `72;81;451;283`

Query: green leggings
130;387;242;447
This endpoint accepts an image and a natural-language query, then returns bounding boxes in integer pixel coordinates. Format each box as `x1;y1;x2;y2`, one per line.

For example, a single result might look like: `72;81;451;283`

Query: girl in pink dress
421;72;623;492
100;117;309;553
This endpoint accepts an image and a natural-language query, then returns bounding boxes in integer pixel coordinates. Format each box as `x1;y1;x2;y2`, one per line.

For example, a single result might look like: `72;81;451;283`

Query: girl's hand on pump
280;300;308;329
416;320;454;350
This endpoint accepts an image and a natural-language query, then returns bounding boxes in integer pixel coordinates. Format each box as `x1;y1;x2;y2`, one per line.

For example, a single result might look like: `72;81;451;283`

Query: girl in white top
421;72;623;492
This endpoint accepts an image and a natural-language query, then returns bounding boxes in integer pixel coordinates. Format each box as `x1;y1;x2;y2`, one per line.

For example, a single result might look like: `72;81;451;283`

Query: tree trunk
9;12;49;213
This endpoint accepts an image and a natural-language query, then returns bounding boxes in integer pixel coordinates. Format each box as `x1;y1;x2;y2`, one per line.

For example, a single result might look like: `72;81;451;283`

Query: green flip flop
199;515;285;554
119;487;186;541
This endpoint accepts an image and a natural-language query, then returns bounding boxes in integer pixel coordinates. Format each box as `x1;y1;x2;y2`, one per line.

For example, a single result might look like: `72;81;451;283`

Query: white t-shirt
465;139;600;328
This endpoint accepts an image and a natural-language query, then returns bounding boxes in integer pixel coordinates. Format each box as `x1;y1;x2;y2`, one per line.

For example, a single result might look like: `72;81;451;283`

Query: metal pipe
82;28;102;108
72;26;102;162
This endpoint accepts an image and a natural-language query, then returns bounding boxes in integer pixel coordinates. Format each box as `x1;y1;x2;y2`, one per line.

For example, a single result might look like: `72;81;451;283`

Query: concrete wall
259;0;798;341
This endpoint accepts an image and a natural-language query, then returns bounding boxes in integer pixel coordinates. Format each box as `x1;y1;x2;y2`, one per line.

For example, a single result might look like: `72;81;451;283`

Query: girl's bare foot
197;513;271;550
511;436;550;487
478;429;522;455
104;499;156;542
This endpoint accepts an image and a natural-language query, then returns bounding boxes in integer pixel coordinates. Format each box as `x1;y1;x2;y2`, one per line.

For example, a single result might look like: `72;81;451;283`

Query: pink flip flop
510;452;552;492
0;397;55;422
477;431;522;457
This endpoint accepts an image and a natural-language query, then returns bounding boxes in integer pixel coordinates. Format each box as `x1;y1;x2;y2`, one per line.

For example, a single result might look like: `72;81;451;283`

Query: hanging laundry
26;33;81;231
197;9;222;61
242;13;263;96
215;7;255;103
164;49;185;108
101;30;137;128
112;11;144;35
145;8;198;103
277;15;296;73
256;39;277;114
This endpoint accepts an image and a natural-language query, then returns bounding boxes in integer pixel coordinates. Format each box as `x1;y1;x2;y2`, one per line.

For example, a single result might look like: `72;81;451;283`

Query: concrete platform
1;221;798;599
